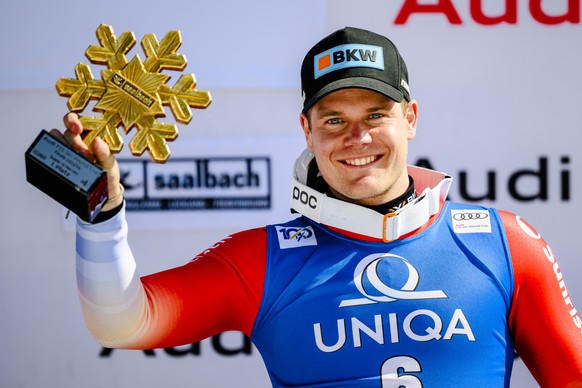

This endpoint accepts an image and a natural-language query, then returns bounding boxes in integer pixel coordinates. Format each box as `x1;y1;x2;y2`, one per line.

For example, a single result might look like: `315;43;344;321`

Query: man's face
300;88;418;206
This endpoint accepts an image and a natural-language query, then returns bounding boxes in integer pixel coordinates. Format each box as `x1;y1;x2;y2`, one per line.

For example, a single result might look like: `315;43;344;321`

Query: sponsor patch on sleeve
275;226;318;249
451;209;492;234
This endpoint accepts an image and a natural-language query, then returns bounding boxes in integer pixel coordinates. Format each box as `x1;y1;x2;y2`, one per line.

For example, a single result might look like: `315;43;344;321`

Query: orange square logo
318;54;331;71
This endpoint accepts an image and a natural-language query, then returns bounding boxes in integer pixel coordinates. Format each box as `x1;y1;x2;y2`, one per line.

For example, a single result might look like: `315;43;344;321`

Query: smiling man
56;27;582;387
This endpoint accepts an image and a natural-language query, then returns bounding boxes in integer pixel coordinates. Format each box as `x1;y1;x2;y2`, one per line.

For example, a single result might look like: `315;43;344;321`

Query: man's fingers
60;112;90;156
65;130;90;154
58;112;119;174
63;112;83;134
91;136;123;211
92;136;116;170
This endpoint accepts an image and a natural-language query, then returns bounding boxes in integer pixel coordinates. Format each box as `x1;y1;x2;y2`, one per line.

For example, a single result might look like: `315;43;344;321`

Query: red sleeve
138;227;267;348
500;210;582;387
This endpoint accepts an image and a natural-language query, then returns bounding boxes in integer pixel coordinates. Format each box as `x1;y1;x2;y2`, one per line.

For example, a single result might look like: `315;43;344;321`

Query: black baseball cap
301;27;411;113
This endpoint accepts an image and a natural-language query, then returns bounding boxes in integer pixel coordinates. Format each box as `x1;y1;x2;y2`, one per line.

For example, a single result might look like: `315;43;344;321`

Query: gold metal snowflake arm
142;30;187;73
80;112;125;153
159;74;211;123
85;24;136;71
55;63;106;111
129;116;177;161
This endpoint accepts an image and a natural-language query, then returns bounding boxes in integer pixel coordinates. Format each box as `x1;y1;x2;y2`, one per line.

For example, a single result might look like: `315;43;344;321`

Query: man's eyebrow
312;104;343;118
365;106;387;113
317;109;342;118
367;100;396;112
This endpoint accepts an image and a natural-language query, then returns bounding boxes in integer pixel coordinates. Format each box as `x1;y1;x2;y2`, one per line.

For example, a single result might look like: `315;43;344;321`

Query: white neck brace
290;150;452;241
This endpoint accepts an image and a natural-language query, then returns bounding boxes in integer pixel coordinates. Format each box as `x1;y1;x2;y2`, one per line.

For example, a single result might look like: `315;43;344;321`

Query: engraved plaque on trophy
25;130;108;222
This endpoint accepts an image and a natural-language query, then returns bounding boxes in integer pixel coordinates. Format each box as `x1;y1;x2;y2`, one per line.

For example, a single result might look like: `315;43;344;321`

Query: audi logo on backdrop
393;0;580;25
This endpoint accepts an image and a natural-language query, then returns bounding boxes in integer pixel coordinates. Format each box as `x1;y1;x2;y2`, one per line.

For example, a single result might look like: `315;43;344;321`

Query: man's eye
369;113;383;120
326;118;342;125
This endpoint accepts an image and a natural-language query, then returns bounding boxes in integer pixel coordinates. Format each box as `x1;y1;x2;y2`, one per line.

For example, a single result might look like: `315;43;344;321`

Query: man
56;27;582;387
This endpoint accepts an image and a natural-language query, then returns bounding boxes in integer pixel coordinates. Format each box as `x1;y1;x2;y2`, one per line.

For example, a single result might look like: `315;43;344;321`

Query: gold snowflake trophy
25;25;211;222
57;24;212;163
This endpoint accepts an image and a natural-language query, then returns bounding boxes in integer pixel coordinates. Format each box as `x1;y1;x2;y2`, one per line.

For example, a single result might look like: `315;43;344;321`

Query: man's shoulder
445;200;499;211
266;215;314;230
225;216;313;243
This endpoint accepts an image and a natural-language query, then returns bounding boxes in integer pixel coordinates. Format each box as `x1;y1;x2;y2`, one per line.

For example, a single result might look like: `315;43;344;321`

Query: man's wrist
92;199;123;224
102;184;124;211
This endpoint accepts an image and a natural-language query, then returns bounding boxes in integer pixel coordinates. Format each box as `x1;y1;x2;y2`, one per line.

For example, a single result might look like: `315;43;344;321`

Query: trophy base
25;130;108;223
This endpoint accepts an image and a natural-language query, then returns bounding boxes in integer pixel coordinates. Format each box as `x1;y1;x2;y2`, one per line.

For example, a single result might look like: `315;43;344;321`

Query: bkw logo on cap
314;43;384;79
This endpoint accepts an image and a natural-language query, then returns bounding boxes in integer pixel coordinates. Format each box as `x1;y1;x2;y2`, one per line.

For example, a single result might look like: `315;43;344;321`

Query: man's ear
405;100;419;140
300;113;314;151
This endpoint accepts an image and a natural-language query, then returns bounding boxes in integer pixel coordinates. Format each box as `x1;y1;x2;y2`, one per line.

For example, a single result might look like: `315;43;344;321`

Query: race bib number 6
381;356;423;387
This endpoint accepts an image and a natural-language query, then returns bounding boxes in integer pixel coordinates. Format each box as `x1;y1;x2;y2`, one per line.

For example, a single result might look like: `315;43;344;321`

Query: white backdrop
2;0;581;387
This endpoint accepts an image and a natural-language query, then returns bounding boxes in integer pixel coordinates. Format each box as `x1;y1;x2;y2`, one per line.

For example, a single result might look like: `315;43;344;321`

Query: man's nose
345;122;372;146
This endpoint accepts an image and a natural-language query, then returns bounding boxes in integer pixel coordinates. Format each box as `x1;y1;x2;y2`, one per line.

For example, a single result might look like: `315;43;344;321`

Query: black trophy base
25;130;108;223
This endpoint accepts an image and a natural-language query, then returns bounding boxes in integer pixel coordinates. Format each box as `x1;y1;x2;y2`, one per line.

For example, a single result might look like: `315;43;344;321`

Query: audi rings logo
453;211;489;221
451;209;492;234
339;253;448;307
